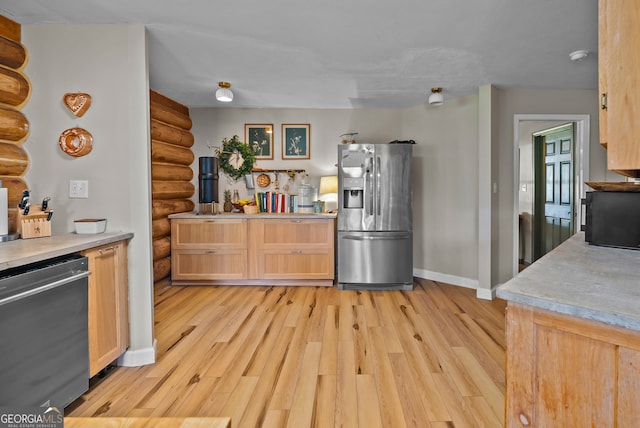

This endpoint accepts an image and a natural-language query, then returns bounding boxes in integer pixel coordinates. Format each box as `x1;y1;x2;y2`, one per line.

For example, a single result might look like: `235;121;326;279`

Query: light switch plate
69;180;89;198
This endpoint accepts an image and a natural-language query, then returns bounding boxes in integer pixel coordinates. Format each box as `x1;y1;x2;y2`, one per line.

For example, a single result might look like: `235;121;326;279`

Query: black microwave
582;191;640;250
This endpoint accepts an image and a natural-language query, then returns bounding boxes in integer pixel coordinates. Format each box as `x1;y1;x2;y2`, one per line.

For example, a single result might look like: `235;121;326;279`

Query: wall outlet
69;180;89;198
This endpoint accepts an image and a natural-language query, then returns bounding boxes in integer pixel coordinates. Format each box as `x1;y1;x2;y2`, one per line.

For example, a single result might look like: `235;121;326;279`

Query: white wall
402;95;480;286
478;85;499;299
22;24;156;365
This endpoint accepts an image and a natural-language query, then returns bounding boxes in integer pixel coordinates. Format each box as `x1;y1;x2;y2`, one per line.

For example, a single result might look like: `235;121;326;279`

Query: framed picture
245;124;274;160
281;124;310;159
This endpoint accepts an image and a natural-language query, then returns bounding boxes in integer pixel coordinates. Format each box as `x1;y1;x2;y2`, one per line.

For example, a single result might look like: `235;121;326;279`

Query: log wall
150;90;195;291
0;16;30;233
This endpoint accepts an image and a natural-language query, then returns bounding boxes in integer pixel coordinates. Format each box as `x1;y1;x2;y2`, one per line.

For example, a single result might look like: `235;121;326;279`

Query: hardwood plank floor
67;278;507;427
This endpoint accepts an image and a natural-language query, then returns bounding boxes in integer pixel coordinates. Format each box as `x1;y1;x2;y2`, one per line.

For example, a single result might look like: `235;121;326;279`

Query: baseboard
413;268;498;300
413;268;478;290
117;338;157;367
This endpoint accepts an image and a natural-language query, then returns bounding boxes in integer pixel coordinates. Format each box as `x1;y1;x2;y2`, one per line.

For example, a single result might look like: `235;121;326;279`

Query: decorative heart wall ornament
59;127;93;157
63;93;92;117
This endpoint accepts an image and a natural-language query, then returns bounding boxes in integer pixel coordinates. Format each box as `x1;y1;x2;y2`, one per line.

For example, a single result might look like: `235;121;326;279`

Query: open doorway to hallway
513;115;590;274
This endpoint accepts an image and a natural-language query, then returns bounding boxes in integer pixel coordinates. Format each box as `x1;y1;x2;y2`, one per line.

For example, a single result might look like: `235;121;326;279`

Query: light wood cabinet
598;0;608;149
505;302;640;427
248;218;335;282
171;218;247;280
170;216;335;286
598;0;640;177
82;241;129;377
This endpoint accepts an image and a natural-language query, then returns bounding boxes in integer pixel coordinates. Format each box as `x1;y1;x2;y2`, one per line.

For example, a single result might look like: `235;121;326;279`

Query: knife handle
42;197;51;211
18;190;29;209
23;202;30;216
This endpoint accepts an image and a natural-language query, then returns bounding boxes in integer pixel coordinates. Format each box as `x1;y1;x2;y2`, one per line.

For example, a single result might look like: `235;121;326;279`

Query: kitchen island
169;212;336;286
497;232;640;427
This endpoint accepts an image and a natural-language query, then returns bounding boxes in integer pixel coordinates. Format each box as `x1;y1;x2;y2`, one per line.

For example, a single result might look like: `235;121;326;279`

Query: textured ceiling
0;0;599;109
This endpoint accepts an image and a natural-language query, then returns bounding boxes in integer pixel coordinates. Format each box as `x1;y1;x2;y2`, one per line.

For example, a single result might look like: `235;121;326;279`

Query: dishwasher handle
0;271;90;307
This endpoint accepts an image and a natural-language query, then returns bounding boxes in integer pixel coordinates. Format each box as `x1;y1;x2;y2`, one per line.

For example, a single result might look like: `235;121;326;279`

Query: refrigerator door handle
366;157;374;215
342;234;408;241
376;156;381;216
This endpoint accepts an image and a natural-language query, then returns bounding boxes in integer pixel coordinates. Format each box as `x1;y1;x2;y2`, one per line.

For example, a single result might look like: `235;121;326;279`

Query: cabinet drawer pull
291;220;302;223
291;250;303;254
601;93;607;110
98;246;116;254
206;250;217;254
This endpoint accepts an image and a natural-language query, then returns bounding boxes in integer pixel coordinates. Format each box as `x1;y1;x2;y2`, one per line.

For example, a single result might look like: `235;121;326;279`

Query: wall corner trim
117;338;157;367
476;287;496;300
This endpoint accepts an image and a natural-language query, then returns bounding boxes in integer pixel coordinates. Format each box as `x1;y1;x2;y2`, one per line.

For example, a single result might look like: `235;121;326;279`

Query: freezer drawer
338;231;413;290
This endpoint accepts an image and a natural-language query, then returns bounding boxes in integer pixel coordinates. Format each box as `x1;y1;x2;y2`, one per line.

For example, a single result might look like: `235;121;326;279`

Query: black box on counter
582;191;640;250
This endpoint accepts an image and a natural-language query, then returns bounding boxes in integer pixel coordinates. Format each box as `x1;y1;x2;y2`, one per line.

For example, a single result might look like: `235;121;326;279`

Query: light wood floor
67;278;507;428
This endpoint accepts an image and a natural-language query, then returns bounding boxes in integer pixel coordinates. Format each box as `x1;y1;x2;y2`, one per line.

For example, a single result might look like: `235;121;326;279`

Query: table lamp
319;175;338;212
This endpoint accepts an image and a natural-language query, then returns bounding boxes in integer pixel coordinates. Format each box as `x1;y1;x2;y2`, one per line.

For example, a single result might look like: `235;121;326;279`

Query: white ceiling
0;0;599;109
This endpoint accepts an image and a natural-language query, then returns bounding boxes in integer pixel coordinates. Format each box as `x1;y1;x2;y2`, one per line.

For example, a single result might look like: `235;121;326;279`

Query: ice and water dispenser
342;179;364;208
339;148;370;209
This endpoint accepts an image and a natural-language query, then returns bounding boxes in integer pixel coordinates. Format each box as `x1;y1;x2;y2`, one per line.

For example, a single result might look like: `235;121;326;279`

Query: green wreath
216;135;256;181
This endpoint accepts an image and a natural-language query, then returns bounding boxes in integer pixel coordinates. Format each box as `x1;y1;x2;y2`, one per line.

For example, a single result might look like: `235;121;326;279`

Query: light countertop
0;231;133;271
497;232;640;331
169;211;337;219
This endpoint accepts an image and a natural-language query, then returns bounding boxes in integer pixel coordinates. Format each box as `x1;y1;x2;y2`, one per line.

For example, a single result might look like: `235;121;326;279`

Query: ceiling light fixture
569;50;589;61
428;87;443;106
215;81;233;102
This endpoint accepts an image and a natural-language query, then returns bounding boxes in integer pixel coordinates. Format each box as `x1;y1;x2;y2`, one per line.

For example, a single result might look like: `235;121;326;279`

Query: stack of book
254;192;299;213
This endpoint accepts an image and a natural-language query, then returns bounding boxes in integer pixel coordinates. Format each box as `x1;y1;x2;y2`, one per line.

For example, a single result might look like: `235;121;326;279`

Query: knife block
17;204;52;239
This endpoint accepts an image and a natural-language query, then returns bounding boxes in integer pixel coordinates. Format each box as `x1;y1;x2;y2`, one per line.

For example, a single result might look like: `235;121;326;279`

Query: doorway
513;115;590;275
532;123;574;261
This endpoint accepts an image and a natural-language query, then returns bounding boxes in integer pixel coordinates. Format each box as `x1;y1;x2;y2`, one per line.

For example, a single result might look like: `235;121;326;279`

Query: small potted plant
223;190;232;212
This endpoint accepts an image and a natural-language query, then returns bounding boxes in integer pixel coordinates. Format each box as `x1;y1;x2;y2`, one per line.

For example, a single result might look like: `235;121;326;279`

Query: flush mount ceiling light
428;87;443;106
569;50;589;61
215;81;233;102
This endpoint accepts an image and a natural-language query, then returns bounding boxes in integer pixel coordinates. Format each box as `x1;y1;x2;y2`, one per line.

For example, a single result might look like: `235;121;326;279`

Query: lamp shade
216;82;233;102
319;175;338;194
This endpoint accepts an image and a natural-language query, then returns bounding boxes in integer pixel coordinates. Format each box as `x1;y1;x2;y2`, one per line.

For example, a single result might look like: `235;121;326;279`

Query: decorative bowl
243;205;259;214
74;218;107;234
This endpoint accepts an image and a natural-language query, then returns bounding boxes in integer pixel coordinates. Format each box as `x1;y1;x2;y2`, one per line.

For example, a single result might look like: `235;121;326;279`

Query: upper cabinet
599;0;640;177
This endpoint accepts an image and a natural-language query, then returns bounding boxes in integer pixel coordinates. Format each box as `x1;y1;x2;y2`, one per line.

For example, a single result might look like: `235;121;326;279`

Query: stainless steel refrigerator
337;143;413;290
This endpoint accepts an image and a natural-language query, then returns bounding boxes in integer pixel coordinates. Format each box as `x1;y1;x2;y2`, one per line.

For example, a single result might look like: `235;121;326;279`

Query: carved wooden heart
63;93;92;117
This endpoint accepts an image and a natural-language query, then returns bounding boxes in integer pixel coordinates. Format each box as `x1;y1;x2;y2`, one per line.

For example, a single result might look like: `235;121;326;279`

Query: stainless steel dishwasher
0;254;90;407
